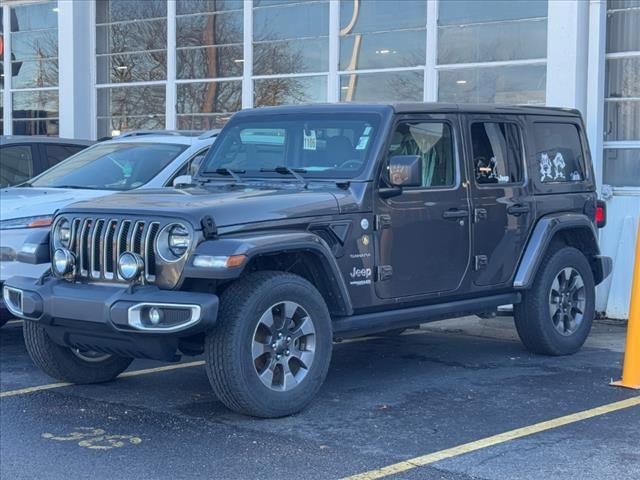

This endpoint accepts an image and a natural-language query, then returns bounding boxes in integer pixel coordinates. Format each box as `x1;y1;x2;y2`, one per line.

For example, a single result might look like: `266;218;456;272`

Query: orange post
612;219;640;390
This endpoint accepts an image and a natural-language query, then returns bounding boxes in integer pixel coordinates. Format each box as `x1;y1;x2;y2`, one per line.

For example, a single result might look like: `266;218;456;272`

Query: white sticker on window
363;126;372;135
355;136;370;150
540;152;570;182
540;153;553;182
552;152;566;180
303;130;317;150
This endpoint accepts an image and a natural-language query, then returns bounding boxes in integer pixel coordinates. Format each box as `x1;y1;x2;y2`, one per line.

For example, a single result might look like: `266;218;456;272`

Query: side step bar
332;293;521;338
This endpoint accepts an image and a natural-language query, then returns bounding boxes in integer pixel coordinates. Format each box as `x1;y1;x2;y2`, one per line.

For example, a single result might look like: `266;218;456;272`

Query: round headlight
156;223;192;262
168;224;191;257
118;252;144;281
53;248;75;277
168;224;190;257
53;218;71;249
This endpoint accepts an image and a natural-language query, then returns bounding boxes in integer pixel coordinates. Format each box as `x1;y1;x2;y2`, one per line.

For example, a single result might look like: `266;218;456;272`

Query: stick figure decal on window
552;152;566;180
540;152;576;182
540;153;553;182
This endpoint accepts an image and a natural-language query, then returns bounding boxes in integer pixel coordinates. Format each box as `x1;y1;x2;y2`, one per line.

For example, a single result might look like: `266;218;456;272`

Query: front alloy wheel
205;271;332;418
252;301;316;392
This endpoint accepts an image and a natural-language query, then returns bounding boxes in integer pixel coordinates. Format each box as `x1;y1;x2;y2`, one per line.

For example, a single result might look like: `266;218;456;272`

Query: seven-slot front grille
63;217;161;283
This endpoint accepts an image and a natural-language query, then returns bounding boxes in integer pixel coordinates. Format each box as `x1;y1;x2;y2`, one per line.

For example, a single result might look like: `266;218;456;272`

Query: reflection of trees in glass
177;10;243;80
177;81;241;130
100;86;165;134
107;20;167;83
254;78;309;107
15;28;58;88
253;41;311;107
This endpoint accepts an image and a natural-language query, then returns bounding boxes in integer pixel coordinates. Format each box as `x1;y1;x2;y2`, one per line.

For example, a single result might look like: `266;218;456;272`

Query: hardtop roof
234;102;581;118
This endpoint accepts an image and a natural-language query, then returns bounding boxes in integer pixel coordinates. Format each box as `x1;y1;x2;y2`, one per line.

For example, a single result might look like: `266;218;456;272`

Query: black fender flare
514;213;610;288
184;231;354;316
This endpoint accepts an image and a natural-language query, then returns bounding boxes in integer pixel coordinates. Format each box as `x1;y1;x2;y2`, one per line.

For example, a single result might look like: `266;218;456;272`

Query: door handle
507;204;530;216
442;209;469;219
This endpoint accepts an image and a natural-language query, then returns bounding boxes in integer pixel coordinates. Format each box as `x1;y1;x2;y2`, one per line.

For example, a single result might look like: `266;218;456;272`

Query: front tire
23;321;133;383
205;271;332;418
514;246;595;356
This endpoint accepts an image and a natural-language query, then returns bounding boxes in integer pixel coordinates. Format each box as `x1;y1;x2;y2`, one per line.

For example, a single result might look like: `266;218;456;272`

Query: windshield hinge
375;214;392;230
376;265;393;282
201;215;218;240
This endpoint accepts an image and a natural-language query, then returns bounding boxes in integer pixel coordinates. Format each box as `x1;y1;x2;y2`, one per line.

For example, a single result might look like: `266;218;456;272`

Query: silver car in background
0;130;218;324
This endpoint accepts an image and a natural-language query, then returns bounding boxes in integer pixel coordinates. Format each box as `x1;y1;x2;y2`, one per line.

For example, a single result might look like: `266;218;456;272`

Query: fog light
53;248;75;277
118;252;144;281
148;307;163;325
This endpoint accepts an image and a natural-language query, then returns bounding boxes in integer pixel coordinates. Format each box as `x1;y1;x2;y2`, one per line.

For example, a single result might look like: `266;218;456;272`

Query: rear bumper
3;276;219;360
593;255;613;286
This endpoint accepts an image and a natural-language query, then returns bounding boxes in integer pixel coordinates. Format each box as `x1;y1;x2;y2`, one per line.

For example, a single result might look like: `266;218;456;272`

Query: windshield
30;142;187;190
201;113;381;179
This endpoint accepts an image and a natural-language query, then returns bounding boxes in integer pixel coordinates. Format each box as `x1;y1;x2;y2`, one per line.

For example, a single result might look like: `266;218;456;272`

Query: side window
44;144;87;169
0;145;34;187
387;121;455;188
471;122;523;185
533;123;585;183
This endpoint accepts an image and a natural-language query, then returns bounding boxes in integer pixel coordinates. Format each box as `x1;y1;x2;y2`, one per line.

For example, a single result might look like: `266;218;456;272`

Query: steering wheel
338;159;363;170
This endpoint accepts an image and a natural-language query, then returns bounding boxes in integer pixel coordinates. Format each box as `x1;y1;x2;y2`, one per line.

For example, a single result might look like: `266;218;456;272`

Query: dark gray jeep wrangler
4;104;612;418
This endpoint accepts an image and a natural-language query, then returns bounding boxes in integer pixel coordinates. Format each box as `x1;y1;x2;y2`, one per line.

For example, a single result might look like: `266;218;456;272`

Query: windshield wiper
208;168;245;183
260;166;308;189
49;185;98;190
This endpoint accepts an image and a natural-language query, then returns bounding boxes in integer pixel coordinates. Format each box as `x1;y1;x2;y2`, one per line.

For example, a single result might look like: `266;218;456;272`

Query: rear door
374;113;471;299
465;115;535;287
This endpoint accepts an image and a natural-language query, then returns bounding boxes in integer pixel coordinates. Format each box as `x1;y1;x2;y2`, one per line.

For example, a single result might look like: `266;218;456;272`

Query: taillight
595;200;606;228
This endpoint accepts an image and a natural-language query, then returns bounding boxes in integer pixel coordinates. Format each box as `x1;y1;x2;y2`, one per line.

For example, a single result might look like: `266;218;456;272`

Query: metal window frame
2;0;62;136
599;5;640;192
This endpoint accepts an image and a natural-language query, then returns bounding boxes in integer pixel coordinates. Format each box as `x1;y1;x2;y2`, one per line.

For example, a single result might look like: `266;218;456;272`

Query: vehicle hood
0;187;111;221
59;184;343;228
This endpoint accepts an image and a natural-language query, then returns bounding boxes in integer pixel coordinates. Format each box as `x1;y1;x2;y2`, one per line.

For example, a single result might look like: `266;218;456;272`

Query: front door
374;115;471;299
465;115;535;287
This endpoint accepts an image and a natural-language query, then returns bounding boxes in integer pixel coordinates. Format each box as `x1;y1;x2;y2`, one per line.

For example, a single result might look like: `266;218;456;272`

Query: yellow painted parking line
343;396;640;480
0;360;205;399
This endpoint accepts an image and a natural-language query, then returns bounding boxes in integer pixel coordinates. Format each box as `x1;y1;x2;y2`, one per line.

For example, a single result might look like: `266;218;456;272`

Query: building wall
1;0;638;318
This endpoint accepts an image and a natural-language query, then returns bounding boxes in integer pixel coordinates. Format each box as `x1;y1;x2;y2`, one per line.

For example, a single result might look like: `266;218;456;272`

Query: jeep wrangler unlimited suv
4;104;611;418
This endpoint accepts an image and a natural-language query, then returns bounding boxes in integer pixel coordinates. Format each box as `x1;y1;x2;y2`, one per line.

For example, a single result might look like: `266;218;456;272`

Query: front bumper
3;276;219;360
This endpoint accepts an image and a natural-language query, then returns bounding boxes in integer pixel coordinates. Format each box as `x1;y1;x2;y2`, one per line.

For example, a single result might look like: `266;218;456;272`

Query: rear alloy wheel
548;267;587;336
515;246;595;356
205;271;332;418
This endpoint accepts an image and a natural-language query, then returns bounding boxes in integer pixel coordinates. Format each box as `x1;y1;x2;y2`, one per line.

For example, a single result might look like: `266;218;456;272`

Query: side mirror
388;155;422;187
173;175;193;188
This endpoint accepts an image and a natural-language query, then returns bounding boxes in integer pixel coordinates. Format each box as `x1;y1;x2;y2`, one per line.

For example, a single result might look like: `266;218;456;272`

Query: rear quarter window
533;123;586;184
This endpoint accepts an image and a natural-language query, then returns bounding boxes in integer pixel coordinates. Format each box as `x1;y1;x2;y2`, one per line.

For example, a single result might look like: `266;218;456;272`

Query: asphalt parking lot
1;315;638;480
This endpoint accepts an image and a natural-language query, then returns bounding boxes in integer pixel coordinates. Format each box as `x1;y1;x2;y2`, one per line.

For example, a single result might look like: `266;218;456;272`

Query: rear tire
205;271;332;418
23;321;133;383
514;246;595;356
